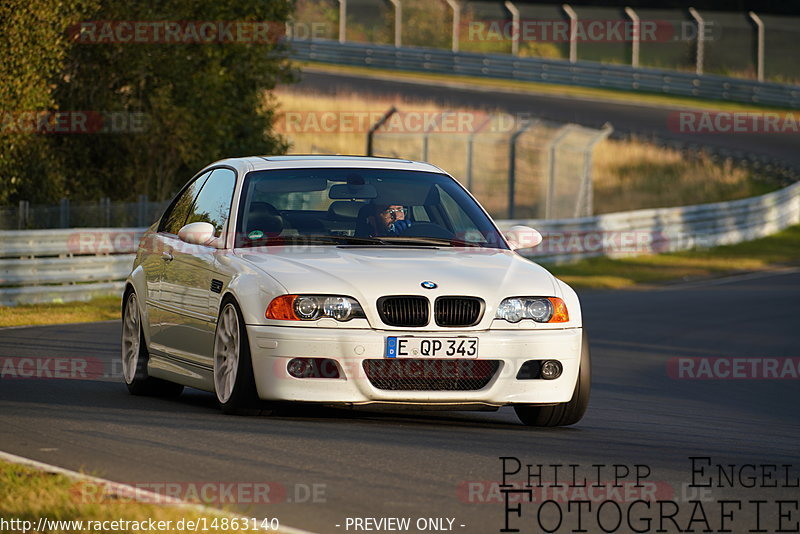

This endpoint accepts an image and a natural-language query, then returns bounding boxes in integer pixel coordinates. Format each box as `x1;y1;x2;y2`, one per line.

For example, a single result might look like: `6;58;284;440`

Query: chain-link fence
371;111;611;220
0;196;169;230
292;0;800;83
0;115;612;229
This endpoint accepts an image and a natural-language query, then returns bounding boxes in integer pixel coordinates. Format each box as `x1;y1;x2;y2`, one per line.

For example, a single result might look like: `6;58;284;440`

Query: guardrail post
507;119;536;219
504;1;520;56
59;198;70;228
445;0;461;52
624;7;640;68
688;7;704;75
337;0;347;43
562;4;578;63
748;11;764;82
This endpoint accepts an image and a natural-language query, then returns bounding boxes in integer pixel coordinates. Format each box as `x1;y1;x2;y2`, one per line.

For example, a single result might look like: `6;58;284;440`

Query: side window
185;168;236;237
159;171;211;234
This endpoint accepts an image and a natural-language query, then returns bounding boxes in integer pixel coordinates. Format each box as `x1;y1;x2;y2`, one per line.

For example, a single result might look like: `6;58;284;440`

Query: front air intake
363;359;500;390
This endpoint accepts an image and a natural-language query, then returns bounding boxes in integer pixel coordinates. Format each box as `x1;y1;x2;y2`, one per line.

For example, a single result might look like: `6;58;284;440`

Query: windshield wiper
239;235;387;248
377;236;482;247
300;235;389;246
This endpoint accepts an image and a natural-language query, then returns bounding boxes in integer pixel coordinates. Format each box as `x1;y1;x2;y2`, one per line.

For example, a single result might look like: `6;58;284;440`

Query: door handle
162;250;174;262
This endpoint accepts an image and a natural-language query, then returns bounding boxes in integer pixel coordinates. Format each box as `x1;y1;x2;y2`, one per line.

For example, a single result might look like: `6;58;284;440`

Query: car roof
207;155;446;175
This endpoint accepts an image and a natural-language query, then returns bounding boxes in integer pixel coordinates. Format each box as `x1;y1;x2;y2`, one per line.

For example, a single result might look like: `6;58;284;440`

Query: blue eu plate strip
386;337;397;358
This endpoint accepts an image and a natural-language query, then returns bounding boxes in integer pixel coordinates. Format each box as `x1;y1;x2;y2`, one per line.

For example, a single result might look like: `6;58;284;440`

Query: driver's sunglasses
382;207;406;220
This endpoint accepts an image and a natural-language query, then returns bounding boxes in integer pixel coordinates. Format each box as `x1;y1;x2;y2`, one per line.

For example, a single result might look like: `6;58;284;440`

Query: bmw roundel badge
421;281;438;289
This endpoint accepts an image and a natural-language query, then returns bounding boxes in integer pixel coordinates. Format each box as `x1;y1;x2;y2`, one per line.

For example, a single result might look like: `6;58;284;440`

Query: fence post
748;11;764;82
59;198;70;228
17;200;29;229
576;123;613;217
507;119;536;220
504;1;520;56
562;4;578;64
337;0;347;43
445;0;460;52
688;7;705;75
103;197;111;227
422;111;453;162
137;194;148;227
366;106;397;156
466;115;493;191
389;0;402;47
545;125;573;219
624;7;640;68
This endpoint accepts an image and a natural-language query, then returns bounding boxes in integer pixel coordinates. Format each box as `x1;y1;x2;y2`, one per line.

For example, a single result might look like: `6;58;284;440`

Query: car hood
235;245;559;305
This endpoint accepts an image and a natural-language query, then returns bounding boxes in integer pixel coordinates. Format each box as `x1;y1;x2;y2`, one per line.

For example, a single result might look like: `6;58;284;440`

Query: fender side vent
210;279;223;294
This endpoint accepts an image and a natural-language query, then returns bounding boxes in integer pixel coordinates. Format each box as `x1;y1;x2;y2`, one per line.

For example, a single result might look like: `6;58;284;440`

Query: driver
370;204;412;235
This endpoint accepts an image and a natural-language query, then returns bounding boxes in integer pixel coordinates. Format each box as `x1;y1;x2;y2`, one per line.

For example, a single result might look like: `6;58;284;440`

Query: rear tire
121;289;184;397
213;299;267;415
514;331;591;427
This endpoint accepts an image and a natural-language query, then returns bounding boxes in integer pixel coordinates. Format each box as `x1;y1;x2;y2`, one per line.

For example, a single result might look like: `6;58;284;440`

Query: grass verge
0;459;256;533
546;224;800;289
299;62;796;113
0;296;120;328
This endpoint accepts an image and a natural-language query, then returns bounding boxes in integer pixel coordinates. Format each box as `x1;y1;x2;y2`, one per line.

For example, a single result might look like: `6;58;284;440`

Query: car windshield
234;168;507;249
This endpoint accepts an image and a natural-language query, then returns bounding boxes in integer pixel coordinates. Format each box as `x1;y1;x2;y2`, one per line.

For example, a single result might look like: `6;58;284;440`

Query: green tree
53;0;294;201
1;0;294;204
0;0;93;203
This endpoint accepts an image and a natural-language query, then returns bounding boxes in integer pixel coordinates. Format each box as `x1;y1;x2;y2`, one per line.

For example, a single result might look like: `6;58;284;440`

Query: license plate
386;337;479;358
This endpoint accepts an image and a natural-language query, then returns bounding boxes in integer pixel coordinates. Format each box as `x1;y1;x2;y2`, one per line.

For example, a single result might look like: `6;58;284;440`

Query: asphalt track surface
292;69;800;170
1;271;799;533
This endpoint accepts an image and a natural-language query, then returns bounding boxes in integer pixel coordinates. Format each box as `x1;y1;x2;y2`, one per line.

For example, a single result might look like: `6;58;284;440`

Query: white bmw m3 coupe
122;156;590;426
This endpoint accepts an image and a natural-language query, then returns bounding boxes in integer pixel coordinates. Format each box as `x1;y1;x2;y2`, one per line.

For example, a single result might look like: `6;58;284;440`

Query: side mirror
504;225;543;251
178;222;218;247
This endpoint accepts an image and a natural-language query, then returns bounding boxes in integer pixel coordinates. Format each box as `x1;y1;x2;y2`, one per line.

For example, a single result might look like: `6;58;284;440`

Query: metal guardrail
1;180;799;306
0;228;142;307
289;39;800;109
499;181;800;264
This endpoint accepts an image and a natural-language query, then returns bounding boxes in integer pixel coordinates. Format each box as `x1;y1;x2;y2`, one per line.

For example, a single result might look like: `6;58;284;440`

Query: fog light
540;360;563;380
287;358;341;379
287;358;313;378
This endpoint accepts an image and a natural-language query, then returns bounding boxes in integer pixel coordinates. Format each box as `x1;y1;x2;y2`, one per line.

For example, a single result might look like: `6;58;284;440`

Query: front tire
213;300;264;415
514;331;591;427
121;290;184;397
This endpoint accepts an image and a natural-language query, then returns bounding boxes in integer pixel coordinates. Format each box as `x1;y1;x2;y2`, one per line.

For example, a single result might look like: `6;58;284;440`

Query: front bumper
246;325;582;407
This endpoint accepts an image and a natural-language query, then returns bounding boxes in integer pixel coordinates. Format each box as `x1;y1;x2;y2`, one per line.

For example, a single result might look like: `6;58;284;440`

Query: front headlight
495;297;569;323
266;294;365;322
